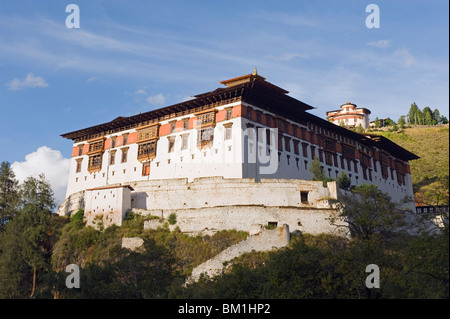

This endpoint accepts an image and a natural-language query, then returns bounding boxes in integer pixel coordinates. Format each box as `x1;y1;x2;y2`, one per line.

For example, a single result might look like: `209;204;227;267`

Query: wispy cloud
146;93;167;106
6;73;48;91
394;48;416;68
367;39;391;48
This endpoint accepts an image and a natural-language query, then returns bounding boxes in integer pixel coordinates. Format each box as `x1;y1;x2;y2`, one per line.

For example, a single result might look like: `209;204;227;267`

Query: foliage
167;213;177;225
0;174;62;298
330;184;409;240
336;171;352;190
309;156;334;187
0;161;20;234
374;126;449;205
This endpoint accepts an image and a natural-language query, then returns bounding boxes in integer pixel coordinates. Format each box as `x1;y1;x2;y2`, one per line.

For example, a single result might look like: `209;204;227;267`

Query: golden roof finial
253;67;258;76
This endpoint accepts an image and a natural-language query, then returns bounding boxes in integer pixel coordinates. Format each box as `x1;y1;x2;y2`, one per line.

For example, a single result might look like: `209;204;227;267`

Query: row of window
77;125;234;173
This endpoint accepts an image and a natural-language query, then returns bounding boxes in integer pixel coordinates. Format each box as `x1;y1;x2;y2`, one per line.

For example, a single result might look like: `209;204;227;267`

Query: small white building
84;185;134;228
326;102;371;129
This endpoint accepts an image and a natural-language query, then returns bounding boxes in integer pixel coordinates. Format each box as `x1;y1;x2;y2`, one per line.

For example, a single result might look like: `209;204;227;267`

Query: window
121;147;128;163
183;119;190;130
181;134;189;150
300;191;309;204
78;145;84;156
111;136;117;148
325;152;333;166
342;144;355;159
170;121;177;133
76;159;82;173
88;154;102;172
324;138;336;152
225;108;233;120
109;150;116;165
224;124;232;140
142;162;151;176
88;140;104;153
137;126;159;142
302;143;308;158
122;133;128;146
196;112;215;126
293;140;299;155
138;141;157;160
168;136;175;153
197;127;214;149
284;137;291;152
310;146;316;159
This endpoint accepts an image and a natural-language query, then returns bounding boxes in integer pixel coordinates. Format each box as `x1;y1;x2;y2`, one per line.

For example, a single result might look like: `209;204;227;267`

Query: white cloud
6;73;49;91
146;93;166;106
11;146;70;207
86;76;97;83
134;89;147;95
367;40;391;48
394;48;416;68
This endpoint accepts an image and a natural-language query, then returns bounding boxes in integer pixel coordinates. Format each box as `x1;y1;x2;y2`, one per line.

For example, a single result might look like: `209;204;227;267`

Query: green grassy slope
370;125;449;205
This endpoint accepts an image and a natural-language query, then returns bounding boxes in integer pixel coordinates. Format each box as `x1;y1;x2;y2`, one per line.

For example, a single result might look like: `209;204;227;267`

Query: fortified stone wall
57;177;344;235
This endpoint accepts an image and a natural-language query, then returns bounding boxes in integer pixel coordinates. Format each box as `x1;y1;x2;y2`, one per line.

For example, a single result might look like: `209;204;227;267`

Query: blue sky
0;0;448;204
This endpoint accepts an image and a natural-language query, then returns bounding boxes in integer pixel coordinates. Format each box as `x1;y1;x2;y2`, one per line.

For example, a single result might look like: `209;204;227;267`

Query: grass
369;125;449;204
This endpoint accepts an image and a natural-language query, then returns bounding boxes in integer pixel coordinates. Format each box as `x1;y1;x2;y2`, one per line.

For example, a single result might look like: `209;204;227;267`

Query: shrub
168;213;177;225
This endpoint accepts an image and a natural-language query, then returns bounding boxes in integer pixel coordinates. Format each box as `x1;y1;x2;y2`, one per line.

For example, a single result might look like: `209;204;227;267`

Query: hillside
368;125;449;205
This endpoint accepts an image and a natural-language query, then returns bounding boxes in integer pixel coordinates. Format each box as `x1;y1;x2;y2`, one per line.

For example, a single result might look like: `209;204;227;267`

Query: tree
310;157;326;182
374;117;381;128
433;109;440;124
407;102;419;125
397;116;406;129
0;174;56;298
384;117;396;127
439;115;449;124
0;161;20;234
337;171;352;191
356;124;364;133
423;107;434;125
330;184;409;240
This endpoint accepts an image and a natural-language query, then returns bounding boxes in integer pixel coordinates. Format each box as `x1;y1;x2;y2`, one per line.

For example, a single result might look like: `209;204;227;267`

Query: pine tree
0;174;56;298
433;109;440;124
0;161;20;234
397;116;406;129
310;157;326;182
423;107;434;125
337;171;352;190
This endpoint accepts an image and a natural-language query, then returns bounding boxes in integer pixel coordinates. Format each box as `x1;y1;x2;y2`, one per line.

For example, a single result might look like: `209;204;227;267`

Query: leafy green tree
407;102;419;125
433;109;440;124
384;117;396;127
374;117;381;128
0;174;57;298
0;161;20;234
397;116;406;129
439;115;449;124
423;107;434;125
330;184;409;240
310;156;327;183
337;171;352;190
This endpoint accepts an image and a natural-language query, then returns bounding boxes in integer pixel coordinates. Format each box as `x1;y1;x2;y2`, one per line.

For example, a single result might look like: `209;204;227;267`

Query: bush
168;213;177;225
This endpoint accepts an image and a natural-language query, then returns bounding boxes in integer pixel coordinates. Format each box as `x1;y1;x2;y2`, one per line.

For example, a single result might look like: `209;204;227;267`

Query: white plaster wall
66;107;244;198
84;186;131;228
